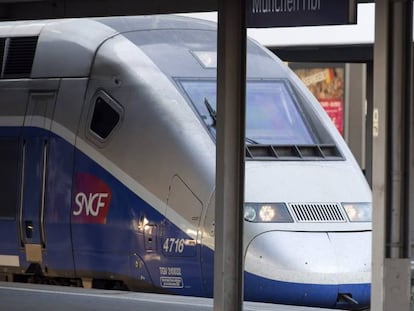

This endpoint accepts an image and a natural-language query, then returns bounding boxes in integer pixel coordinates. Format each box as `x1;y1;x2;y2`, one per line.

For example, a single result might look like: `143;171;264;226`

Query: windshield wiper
245;137;259;144
204;97;259;144
204;97;216;127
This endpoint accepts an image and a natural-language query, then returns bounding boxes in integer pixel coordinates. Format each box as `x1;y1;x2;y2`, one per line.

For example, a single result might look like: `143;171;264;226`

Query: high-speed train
0;15;371;310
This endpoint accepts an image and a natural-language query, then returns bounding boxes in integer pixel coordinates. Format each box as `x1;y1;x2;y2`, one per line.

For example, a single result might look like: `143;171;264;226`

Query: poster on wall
318;99;344;136
291;65;345;136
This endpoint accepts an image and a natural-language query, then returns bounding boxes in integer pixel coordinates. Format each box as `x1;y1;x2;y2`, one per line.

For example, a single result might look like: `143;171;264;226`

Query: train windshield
180;80;318;145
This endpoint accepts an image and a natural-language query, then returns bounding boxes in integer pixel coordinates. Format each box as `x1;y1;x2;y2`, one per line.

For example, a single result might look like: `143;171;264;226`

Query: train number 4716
163;238;185;253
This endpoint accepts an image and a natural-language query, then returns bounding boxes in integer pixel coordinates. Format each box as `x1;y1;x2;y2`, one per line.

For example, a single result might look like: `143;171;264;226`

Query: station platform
0;281;339;311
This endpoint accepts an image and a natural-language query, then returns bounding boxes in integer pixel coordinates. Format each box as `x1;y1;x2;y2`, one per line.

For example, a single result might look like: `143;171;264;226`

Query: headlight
244;205;257;222
243;203;293;223
342;202;372;222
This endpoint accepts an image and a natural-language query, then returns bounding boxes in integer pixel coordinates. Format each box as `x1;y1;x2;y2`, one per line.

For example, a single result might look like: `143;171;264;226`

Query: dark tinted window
90;97;120;140
0;140;20;219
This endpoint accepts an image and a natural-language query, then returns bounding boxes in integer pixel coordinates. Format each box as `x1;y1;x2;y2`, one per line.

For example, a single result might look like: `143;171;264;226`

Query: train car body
0;15;371;310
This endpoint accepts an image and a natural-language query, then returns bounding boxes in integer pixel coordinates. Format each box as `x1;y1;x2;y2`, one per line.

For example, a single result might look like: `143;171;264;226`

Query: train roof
0;14;288;79
0;15;215;38
0;15;218;79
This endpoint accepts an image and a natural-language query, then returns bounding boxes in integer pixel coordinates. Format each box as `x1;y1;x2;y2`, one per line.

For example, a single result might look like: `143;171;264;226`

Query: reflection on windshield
180;80;316;145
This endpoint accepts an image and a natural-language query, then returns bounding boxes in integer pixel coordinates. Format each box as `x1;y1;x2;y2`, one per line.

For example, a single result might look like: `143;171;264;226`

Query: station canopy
0;0;217;20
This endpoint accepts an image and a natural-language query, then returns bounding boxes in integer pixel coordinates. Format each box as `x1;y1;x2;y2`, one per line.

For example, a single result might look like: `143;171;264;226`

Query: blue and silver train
0;15;371;310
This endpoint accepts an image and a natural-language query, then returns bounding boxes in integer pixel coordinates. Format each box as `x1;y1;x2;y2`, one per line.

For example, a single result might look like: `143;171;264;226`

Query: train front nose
244;231;371;309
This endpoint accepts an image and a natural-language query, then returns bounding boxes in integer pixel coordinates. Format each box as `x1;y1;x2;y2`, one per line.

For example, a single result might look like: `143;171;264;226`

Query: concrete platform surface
0;281;338;311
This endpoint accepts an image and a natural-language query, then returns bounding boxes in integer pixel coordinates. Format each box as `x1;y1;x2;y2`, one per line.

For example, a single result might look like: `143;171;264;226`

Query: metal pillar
345;63;367;174
372;0;413;310
213;0;246;310
365;61;374;187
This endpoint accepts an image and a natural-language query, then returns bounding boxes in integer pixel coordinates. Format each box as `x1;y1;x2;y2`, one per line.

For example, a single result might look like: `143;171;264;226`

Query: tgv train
0;15;371;310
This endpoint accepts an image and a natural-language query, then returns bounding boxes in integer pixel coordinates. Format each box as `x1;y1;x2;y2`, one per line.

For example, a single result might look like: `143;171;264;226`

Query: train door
0;137;22;271
42;78;87;278
200;191;215;297
162;175;204;295
19;92;57;271
0;87;32;274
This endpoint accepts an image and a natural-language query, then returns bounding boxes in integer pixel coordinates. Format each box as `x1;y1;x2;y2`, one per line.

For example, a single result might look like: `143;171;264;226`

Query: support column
372;0;413;309
214;0;246;310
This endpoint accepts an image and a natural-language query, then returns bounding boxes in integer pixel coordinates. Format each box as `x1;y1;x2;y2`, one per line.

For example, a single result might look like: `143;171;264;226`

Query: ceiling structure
0;0;216;20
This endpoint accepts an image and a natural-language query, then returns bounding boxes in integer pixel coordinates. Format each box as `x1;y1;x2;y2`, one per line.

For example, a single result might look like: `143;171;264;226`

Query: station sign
246;0;357;28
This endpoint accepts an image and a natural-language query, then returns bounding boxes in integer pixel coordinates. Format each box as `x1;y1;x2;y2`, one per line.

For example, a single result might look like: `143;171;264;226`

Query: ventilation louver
1;36;38;79
245;144;343;161
0;39;4;73
289;203;347;223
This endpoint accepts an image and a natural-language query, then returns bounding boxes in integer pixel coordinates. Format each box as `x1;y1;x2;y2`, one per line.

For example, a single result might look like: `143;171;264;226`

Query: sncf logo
74;193;109;217
72;173;112;224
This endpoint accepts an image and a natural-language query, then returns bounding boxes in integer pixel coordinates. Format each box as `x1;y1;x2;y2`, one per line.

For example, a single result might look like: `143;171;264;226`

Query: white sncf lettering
73;192;109;216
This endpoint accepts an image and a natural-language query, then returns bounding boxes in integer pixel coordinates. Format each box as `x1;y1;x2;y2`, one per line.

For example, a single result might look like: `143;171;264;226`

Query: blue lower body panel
244;272;370;310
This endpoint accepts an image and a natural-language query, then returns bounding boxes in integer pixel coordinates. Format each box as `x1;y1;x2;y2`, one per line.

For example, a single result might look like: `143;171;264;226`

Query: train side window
88;91;123;143
0;139;20;219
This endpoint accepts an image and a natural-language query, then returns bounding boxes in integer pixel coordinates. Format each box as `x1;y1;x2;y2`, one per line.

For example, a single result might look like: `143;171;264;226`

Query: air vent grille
245;144;343;161
0;38;4;73
2;36;38;78
289;203;346;223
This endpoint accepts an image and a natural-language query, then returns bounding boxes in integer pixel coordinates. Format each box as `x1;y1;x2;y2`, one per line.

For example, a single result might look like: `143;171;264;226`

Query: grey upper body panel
98;15;289;80
0;15;290;79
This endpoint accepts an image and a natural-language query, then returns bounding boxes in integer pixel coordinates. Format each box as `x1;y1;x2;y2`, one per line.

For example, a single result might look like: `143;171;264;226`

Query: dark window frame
87;90;123;146
178;78;336;146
